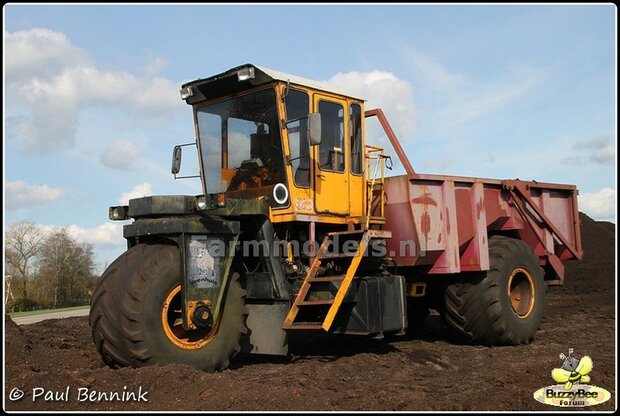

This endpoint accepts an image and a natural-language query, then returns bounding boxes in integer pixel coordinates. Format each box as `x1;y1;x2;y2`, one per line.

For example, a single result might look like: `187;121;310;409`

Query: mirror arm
287;153;310;164
282;115;308;127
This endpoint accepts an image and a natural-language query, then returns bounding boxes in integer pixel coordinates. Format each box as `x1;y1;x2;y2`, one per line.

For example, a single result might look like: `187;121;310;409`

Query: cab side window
350;103;363;175
285;89;310;187
318;101;345;172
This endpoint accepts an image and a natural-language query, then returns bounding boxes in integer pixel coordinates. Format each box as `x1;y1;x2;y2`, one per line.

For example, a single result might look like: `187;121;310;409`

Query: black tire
442;235;545;345
89;243;247;371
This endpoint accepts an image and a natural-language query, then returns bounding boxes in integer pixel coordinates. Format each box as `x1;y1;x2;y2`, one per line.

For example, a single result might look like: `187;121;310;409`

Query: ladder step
320;252;357;259
283;230;380;332
284;322;324;330
297;299;334;306
327;230;365;237
307;275;346;282
325;229;391;238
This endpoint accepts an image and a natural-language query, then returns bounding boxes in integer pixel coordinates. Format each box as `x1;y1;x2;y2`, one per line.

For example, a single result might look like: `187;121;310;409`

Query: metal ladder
283;229;391;331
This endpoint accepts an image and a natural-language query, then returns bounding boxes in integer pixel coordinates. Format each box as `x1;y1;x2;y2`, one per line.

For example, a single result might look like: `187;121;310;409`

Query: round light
196;196;208;210
273;183;289;205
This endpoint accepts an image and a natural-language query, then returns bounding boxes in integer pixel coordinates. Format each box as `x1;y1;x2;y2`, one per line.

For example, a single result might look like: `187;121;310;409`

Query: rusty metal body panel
384;173;582;284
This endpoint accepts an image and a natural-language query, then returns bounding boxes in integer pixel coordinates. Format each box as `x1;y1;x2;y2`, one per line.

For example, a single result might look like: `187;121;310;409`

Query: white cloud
36;222;128;273
118;183;153;205
4;28;90;84
5;28;183;153
590;144;615;165
145;55;169;77
65;222;126;247
101;139;142;170
326;71;416;139
5;180;67;210
310;70;417;176
578;187;616;221
325;70;416;175
16;66;181;152
39;222;126;248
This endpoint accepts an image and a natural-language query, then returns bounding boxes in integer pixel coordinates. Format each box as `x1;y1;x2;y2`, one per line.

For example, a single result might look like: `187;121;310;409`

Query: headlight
237;67;255;82
196;195;208;210
273;183;289;205
109;205;129;221
180;86;194;100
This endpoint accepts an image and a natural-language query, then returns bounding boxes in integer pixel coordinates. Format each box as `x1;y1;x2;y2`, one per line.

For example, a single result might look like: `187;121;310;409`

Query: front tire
442;235;545;345
89;243;247;371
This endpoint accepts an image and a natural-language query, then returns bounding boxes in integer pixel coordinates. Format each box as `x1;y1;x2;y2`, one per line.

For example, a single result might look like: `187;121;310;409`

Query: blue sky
3;4;617;271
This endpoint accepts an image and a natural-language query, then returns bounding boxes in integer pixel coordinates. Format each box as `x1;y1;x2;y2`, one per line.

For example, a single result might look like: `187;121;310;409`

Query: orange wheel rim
507;268;535;319
161;285;215;350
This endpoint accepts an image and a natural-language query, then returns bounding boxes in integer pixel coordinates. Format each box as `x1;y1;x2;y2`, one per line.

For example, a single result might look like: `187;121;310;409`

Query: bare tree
5;221;44;300
35;228;96;308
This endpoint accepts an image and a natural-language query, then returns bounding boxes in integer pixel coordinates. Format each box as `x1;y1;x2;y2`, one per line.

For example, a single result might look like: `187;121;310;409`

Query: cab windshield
196;88;285;195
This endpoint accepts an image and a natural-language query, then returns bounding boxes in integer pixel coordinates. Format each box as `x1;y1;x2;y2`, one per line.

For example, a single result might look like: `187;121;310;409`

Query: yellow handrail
365;145;386;229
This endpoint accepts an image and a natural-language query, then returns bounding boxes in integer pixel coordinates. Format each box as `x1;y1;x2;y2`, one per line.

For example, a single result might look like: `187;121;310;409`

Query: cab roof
181;63;364;104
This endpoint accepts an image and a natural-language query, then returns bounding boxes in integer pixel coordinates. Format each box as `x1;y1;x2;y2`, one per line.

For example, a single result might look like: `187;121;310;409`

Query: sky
3;4;617;273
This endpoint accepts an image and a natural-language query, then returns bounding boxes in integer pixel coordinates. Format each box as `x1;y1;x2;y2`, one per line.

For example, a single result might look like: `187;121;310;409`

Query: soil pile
4;212;615;411
562;212;615;292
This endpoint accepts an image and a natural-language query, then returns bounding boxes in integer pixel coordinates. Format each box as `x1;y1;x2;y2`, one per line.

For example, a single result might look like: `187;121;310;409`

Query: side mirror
307;112;322;146
171;145;182;175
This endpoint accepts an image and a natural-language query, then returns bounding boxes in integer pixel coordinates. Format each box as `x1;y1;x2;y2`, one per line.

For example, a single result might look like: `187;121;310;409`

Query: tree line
5;220;98;312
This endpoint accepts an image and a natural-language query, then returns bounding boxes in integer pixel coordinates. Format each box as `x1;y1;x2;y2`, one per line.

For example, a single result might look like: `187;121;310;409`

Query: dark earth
4;213;616;411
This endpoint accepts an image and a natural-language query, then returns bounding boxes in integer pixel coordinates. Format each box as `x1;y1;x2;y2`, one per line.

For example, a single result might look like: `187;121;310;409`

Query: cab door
313;95;349;215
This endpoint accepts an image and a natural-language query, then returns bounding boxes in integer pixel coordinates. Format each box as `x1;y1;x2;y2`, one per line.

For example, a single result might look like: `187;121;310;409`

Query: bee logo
551;348;593;390
534;348;610;407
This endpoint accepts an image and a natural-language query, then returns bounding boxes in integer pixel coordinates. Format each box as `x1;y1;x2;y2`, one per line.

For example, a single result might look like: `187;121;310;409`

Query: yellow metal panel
347;100;366;218
313;94;350;215
269;85;370;224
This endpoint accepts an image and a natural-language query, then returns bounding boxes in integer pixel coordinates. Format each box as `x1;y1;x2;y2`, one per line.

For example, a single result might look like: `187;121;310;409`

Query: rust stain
421;211;431;235
437;232;442;244
411;194;437;206
445;208;451;234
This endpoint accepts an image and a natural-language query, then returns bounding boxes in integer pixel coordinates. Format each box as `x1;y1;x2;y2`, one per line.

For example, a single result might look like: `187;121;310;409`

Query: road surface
12;307;90;325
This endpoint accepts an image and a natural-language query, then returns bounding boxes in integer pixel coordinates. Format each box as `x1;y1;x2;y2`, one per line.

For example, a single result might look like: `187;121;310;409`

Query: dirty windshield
196;88;285;194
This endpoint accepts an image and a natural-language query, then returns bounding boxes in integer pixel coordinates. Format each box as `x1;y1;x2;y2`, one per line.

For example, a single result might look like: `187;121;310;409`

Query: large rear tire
89;243;247;371
442;235;545;345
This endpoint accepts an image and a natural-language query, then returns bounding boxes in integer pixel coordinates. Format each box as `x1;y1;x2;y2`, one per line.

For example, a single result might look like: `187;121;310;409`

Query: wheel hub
507;267;535;319
192;303;214;329
161;285;215;349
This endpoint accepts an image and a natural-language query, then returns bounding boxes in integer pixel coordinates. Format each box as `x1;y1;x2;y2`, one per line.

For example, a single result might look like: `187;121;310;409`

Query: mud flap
241;303;290;356
180;230;240;331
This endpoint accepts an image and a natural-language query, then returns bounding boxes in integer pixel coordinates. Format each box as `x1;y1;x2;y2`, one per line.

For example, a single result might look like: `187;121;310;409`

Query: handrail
365;145;386;229
365;108;415;179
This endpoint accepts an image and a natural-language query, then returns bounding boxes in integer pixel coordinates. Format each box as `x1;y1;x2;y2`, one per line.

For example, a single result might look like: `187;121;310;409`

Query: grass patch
8;305;90;318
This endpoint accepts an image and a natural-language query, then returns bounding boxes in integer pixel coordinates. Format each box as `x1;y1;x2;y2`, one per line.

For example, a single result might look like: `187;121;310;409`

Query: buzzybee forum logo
533;348;611;407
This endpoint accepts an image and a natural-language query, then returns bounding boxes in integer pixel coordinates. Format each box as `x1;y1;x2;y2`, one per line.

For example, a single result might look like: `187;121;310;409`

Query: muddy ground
4;213;616;411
